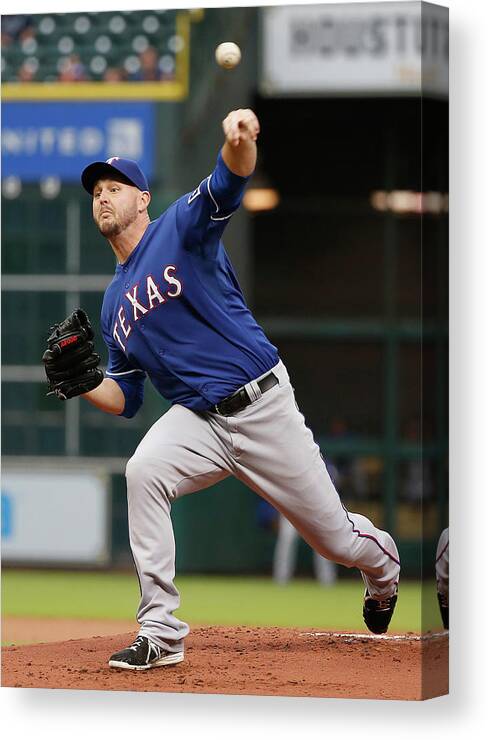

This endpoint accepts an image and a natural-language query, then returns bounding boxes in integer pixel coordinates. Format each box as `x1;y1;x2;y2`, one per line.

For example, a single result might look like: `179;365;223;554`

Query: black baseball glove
42;308;104;400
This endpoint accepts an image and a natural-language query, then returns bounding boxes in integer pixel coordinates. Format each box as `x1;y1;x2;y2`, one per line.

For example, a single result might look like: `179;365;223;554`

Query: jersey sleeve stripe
106;369;145;377
210;211;237;221
206;174;220;214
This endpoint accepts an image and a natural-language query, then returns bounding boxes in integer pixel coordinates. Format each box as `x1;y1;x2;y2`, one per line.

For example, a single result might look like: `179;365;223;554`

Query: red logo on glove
59;336;79;348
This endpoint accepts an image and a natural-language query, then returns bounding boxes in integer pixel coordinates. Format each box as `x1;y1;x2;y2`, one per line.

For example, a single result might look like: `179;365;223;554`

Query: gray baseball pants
435;528;449;597
125;360;400;653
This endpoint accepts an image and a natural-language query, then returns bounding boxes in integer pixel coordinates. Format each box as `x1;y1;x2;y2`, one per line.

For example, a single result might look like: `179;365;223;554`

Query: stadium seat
3;10;181;82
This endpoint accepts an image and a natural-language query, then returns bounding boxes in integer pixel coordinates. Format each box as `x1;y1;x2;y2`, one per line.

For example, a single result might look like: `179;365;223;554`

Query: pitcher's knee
126;454;148;483
125;453;177;494
320;542;355;569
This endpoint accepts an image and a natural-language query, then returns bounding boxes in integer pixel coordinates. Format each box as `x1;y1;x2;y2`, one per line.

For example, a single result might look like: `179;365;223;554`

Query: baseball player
273;512;338;585
43;108;400;671
435;528;449;629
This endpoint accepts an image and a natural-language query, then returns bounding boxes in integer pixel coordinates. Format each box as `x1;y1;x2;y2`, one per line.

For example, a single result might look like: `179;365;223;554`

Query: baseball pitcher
43;109;400;670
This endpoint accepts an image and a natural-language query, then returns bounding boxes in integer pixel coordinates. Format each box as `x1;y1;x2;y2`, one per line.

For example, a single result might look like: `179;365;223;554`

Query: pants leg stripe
436;540;449;563
342;504;401;566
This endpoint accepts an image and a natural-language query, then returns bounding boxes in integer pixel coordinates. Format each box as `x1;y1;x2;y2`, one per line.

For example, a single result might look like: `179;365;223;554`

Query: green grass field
1;570;443;634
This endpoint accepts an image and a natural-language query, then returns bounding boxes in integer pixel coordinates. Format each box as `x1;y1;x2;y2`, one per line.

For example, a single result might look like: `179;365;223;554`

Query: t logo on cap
81;157;150;194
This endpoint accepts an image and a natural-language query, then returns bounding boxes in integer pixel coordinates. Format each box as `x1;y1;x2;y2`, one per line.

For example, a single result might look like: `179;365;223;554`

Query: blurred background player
273;513;337;586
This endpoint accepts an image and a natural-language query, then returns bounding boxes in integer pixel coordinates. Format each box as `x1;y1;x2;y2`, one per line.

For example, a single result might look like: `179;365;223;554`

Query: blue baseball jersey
100;151;279;418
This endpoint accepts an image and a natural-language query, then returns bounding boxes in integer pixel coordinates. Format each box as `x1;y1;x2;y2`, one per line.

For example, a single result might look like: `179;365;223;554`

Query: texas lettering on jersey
113;264;182;352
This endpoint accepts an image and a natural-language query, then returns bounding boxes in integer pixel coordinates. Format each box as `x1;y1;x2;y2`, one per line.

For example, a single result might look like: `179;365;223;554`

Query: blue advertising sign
1;102;155;181
1;491;13;538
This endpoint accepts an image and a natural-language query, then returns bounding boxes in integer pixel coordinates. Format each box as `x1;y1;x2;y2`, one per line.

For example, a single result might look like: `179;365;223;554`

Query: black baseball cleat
363;588;398;634
108;635;184;671
437;592;449;630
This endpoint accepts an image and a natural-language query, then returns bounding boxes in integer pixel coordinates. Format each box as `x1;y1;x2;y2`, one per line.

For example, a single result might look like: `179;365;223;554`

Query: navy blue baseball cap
81;156;149;194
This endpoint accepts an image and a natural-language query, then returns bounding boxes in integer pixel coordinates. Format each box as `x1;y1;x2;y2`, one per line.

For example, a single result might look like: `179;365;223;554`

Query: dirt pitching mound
2;616;138;645
1;626;448;700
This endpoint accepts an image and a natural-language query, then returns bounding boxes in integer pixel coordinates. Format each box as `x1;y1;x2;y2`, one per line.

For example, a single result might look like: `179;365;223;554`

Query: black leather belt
213;372;278;416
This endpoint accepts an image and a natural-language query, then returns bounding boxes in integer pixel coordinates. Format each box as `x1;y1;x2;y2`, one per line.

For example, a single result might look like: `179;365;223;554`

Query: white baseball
215;42;241;69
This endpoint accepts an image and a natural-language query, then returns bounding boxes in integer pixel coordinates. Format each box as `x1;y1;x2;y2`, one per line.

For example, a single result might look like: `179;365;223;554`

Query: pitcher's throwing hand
222;108;260;146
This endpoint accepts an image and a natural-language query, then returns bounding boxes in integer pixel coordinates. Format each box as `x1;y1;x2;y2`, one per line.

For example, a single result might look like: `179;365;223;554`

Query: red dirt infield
2;625;448;700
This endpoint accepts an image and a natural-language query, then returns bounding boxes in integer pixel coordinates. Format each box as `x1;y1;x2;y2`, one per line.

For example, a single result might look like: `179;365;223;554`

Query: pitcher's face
92;178;140;237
